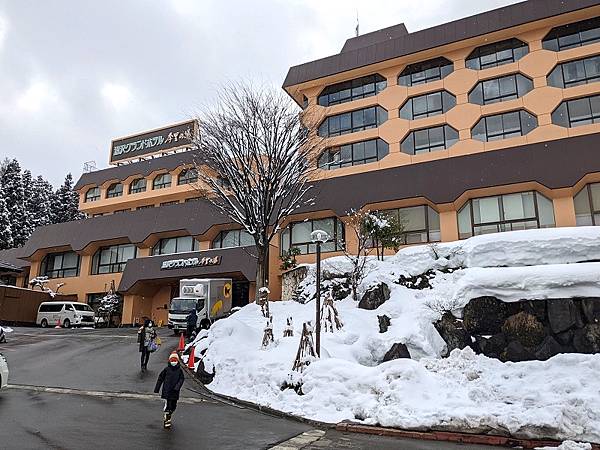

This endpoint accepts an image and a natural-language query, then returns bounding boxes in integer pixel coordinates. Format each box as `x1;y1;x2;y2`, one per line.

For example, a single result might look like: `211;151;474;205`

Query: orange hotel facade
4;0;600;326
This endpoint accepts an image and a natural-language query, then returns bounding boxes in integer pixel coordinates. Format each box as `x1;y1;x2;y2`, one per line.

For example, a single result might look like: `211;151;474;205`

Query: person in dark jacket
138;319;157;371
154;352;185;429
186;307;198;342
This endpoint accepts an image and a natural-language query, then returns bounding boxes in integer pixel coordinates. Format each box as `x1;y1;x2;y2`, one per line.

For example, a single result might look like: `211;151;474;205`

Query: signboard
160;255;221;270
110;120;197;164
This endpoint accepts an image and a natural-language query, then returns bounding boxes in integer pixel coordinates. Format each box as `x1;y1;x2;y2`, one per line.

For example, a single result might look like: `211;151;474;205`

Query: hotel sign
160;256;221;270
110;120;197;163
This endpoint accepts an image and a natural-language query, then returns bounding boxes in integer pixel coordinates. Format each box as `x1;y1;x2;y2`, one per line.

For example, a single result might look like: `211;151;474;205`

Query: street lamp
311;229;329;357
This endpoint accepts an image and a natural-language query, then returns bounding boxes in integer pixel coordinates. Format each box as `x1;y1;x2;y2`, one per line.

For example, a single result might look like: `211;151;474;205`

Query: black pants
141;347;150;368
164;399;178;414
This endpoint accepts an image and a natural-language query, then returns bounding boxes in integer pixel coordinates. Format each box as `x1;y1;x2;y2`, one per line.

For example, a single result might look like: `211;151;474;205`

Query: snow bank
196;228;600;443
537;441;593;450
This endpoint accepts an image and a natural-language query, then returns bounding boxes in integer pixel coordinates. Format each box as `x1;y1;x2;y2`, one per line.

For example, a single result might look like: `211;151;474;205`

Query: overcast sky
0;0;520;185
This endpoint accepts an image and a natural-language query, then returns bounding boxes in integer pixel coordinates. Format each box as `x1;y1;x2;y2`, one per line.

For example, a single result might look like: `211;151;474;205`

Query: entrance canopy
118;247;257;296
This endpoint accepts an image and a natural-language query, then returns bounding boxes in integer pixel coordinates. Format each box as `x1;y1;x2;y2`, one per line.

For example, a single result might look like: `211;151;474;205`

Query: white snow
189;227;600;444
537;441;593;450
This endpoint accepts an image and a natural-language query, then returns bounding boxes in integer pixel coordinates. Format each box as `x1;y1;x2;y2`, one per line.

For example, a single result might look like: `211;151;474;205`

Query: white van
37;302;96;328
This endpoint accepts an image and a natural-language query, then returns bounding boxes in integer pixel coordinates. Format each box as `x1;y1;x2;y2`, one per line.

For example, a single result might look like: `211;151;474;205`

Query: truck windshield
170;298;203;313
73;304;94;312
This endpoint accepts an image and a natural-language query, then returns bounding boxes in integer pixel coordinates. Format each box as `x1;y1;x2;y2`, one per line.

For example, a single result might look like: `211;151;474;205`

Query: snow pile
537;441;593;450
195;227;600;443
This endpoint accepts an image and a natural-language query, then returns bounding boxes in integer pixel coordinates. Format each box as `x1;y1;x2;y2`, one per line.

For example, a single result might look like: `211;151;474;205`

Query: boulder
323;270;351;281
503;340;535;362
378;315;391;333
475;333;506;359
434;312;471;357
534;336;565;361
463;297;508;335
520;300;547;323
382;343;411;362
330;281;351;301
581;298;600;324
573;324;600;354
396;270;435;290
547;299;583;334
555;329;574;346
358;283;390;310
502;312;546;348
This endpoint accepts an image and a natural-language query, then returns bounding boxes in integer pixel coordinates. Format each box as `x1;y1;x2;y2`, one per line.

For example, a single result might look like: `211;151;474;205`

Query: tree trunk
255;246;269;302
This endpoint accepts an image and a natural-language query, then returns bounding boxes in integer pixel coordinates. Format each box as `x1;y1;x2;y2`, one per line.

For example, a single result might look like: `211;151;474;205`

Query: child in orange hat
154;352;185;429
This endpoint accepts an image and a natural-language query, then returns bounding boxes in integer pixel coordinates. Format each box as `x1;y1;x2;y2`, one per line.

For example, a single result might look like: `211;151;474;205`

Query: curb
336;422;600;449
178;351;334;430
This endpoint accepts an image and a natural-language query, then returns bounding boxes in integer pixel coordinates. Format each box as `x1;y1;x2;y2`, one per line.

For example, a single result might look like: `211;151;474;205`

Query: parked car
36;301;96;328
0;353;8;390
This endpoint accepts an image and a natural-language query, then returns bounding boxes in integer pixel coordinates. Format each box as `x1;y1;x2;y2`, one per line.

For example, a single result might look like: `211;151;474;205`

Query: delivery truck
167;278;233;334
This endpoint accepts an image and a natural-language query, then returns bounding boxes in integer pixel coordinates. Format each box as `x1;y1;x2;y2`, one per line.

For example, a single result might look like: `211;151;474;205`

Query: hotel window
469;74;533;105
398;57;454;87
552;94;600;128
318;138;388;170
152;236;199;256
106;183;123;199
152;173;172;190
129;178;146;194
574;183;600;226
85;187;100;202
318;106;387;137
212;230;254;249
457;191;555;239
547;55;600;89
542;17;600;52
318;74;387;107
177;168;198;185
114;209;130;214
185;197;202;202
160;201;179;206
280;217;344;255
472;110;537;142
372;206;441;245
465;38;529;70
92;244;137;274
40;251;80;278
399;91;456;120
401;125;458;155
137;204;154;210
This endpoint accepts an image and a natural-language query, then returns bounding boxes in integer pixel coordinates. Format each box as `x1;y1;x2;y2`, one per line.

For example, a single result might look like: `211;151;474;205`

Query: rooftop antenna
83;160;97;173
355;11;360;37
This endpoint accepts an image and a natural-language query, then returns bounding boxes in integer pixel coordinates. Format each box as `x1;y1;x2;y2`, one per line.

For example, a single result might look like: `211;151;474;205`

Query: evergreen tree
21;169;34;240
0;184;13;250
29;175;54;230
1;159;28;247
52;173;83;224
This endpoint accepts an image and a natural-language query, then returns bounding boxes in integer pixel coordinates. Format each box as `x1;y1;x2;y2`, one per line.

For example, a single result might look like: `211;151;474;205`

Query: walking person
138;319;157;371
186;304;198;343
154;352;185;429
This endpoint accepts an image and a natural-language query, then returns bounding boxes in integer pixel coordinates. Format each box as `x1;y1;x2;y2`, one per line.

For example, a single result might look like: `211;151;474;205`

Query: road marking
14;333;139;339
269;430;326;449
7;383;217;405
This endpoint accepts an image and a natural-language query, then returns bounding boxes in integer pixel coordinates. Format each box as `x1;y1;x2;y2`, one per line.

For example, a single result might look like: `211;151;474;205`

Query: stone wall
435;296;600;362
281;265;308;301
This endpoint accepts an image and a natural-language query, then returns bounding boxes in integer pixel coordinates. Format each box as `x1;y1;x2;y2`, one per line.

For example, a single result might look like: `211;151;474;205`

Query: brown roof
74;151;199;190
0;248;30;270
340;23;408;53
283;0;600;88
18;132;600;257
118;247;257;294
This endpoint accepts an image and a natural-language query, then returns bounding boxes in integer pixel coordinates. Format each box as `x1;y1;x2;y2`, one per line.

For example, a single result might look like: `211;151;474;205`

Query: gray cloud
0;0;519;185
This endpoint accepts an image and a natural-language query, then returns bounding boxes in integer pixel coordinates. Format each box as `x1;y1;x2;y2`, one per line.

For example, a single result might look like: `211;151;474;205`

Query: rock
434;312;472;356
382;343;411;362
196;360;215;384
547;299;583;334
520;300;547;323
396;270;435;290
378;315;391;333
463;297;508;335
475;333;506;359
555;329;574;346
573;324;600;354
534;336;565;361
581;297;600;324
503;340;535;362
323;270;351;281
330;280;351;301
502;312;546;348
358;283;390;310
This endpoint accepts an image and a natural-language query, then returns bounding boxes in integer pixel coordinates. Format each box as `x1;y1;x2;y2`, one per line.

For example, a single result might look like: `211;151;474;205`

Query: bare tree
341;209;374;301
193;83;322;299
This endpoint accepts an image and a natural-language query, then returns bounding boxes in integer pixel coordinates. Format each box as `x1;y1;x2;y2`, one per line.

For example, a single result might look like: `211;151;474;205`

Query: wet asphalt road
0;327;497;450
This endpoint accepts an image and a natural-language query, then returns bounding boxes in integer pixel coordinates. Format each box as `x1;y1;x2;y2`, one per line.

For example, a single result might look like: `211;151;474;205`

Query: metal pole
315;242;321;357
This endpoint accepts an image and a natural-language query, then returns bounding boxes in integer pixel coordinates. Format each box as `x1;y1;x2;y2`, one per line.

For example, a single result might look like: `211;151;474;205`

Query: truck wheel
173;330;180;336
199;319;211;330
63;319;71;329
41;319;48;328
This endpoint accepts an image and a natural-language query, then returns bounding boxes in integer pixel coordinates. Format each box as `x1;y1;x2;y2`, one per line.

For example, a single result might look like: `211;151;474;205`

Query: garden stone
475;333;506;359
434;312;471;357
581;298;600;324
555;329;574;346
534;336;565;361
358;283;390;310
378;315;391;333
547;299;583;334
503;340;535;362
573;324;600;354
463;297;508;335
382;343;411;362
502;312;546;348
520;300;547;323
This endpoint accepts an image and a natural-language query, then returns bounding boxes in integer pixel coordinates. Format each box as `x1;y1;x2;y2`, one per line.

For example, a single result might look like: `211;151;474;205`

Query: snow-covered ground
188;227;600;443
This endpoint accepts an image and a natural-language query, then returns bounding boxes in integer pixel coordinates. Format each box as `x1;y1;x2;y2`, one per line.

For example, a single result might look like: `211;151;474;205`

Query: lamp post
311;229;329;357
